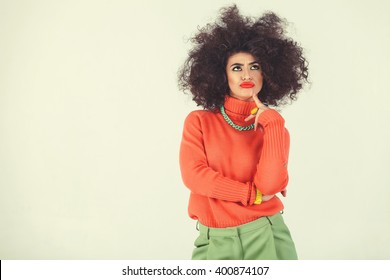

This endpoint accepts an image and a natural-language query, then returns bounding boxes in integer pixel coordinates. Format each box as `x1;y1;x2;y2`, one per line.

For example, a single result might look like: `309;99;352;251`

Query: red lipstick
240;82;255;88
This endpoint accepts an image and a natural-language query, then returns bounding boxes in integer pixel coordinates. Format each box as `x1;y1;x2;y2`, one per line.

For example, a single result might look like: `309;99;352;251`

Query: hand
244;93;269;131
262;194;275;201
262;189;286;202
254;189;275;204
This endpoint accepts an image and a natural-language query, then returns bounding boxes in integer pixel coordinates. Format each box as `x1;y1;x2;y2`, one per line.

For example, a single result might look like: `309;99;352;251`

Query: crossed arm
179;97;289;206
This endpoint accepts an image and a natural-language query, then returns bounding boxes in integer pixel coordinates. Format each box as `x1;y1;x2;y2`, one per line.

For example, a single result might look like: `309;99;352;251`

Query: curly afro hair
178;4;309;110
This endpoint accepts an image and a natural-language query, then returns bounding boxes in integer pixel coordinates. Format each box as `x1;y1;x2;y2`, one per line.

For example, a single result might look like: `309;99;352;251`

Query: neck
224;95;256;116
229;94;254;102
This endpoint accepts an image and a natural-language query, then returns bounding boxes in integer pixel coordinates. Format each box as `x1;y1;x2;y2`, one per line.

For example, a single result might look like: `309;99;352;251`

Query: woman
178;5;308;260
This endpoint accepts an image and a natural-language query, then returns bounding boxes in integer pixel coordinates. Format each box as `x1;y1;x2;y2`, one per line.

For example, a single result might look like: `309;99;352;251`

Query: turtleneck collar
223;95;256;116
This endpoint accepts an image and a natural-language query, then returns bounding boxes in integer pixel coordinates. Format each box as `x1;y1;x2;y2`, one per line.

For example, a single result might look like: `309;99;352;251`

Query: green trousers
192;213;298;260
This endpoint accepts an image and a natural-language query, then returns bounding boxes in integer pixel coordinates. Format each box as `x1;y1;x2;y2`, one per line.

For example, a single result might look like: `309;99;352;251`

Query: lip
240;82;255;88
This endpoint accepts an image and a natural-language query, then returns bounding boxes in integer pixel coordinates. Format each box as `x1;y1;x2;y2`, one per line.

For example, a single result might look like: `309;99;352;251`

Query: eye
251;64;261;70
232;66;242;71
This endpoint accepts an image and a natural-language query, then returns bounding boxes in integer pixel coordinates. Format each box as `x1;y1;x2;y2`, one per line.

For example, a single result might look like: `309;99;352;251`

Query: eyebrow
229;61;260;68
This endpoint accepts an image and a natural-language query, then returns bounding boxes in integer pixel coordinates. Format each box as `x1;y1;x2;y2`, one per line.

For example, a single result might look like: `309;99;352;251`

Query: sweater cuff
211;177;253;206
247;183;257;206
257;109;285;127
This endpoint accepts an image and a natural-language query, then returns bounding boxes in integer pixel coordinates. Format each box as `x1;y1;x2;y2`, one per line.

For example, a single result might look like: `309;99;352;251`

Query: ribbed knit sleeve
254;109;290;195
179;112;256;206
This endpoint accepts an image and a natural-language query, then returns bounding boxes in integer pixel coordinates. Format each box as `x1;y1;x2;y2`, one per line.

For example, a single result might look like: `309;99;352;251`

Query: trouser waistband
198;213;282;238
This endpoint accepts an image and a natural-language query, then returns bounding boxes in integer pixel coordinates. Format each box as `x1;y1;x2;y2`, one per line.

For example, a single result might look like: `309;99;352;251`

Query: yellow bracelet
254;189;262;205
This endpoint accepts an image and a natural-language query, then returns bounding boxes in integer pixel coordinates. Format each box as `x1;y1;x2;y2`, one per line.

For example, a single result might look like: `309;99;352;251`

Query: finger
244;115;255;122
254;111;260;131
252;93;264;108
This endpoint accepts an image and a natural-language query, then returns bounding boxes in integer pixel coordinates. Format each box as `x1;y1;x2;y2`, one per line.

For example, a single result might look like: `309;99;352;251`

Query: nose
241;68;252;80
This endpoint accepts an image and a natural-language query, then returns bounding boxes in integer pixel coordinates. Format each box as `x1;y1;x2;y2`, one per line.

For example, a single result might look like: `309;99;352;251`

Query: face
225;52;263;102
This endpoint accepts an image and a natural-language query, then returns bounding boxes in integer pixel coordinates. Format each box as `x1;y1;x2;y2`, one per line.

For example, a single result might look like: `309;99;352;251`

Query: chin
240;93;254;101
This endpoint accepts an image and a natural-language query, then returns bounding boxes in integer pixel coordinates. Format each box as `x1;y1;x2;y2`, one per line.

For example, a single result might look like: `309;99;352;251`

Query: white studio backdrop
0;0;389;259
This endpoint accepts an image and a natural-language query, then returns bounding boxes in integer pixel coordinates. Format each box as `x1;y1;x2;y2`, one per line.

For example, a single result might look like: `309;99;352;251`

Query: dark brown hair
178;4;309;110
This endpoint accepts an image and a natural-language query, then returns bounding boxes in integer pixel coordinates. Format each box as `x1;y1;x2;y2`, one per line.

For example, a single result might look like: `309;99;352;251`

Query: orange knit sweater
179;96;290;228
